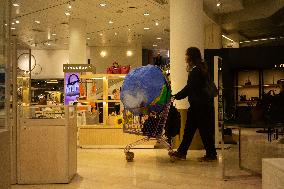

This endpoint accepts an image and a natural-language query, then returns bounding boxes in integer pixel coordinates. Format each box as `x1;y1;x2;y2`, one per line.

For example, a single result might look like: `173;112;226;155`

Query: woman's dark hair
186;47;208;74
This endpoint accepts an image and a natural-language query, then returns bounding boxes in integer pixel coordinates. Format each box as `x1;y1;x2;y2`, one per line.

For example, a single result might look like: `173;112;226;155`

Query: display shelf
80;74;126;79
262;84;280;87
79;73;126;125
235;85;259;88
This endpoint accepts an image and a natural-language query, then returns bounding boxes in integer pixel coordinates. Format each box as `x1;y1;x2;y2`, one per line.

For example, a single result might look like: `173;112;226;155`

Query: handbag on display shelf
120;65;130;74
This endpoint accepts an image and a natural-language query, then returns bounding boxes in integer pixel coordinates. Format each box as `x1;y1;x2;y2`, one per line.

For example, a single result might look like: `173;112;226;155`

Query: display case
77;73;156;147
17;105;77;184
235;69;261;106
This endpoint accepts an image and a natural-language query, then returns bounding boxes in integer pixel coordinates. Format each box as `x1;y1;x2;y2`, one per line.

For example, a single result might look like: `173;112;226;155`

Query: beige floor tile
11;148;262;189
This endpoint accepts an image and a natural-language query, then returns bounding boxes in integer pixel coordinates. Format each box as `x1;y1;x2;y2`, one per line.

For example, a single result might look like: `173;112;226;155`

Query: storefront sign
63;64;94;72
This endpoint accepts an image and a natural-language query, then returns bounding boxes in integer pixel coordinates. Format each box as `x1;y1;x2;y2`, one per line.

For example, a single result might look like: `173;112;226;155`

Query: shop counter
78;125;155;148
17;105;77;184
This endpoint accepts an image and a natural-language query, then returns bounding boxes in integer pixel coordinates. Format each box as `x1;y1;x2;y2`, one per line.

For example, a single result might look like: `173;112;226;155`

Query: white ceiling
11;0;284;50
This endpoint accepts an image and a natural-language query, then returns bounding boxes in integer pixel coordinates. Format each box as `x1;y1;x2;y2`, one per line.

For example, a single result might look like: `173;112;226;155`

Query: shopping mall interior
1;0;284;188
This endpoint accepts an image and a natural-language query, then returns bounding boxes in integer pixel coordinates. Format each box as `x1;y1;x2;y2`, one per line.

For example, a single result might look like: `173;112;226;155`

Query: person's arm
173;67;202;100
173;84;189;100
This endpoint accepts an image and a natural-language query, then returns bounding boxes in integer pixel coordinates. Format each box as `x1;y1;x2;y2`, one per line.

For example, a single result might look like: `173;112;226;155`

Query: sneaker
197;155;217;162
168;151;186;160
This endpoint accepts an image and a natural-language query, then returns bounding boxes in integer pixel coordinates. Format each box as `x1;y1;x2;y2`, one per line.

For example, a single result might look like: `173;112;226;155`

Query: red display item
111;66;121;74
120;65;130;74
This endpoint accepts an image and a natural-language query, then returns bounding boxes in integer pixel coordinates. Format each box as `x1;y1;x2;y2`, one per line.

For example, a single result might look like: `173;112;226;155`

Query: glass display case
17;105;77;184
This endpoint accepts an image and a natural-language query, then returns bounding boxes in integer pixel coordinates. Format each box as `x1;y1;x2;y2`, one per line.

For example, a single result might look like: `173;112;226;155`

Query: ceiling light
65;12;70;16
114;32;117;36
144;12;150;16
155;22;159;26
13;3;20;7
253;39;259;42
68;4;72;9
11;27;16;30
244;40;251;43
239;42;243;44
261;38;268;41
128;28;131;31
12;22;15;25
109;20;113;24
35;20;40;24
269;37;276;40
99;3;107;7
280;36;284;39
157;37;162;40
100;51;107;57
217;3;221;7
100;33;103;36
153;44;157;47
4;24;7;26
126;51;133;57
87;37;90;40
15;20;20;24
47;43;51;46
144;27;150;30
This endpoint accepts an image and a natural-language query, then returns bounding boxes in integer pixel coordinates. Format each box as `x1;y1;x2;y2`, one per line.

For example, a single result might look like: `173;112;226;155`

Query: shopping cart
123;100;174;162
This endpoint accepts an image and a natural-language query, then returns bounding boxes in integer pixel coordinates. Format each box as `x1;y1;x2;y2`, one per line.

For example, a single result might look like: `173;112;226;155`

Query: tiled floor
12;147;261;189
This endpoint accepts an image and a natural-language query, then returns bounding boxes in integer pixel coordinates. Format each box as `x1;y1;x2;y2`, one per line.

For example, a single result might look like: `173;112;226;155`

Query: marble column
170;0;204;149
69;18;87;64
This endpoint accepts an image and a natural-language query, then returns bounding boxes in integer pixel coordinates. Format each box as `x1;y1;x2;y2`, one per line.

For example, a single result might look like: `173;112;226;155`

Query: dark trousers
177;103;217;157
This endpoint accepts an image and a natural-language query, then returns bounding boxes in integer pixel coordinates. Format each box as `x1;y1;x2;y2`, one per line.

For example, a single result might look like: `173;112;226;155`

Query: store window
0;0;10;129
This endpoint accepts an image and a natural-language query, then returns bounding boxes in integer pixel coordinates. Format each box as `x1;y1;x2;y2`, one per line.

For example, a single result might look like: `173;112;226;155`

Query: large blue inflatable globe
121;65;171;115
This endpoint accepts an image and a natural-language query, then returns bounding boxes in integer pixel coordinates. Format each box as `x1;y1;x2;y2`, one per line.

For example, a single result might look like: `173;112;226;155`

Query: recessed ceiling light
15;20;20;24
35;20;40;24
261;38;268;41
253;39;259;42
4;24;7;26
153;44;157;47
87;37;90;40
100;33;103;36
239;42;243;44
12;22;15;25
13;3;20;7
68;4;72;9
144;27;150;30
99;3;107;7
128;28;131;31
270;37;276;40
100;51;107;57
114;32;117;35
109;20;113;24
11;27;16;30
157;37;162;40
47;43;51;46
244;41;251;43
217;3;221;7
144;12;150;16
65;12;70;16
52;33;56;36
155;22;159;26
126;51;133;56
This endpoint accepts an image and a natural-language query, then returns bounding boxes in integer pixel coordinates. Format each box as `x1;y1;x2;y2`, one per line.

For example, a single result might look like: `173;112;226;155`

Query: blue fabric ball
121;65;168;115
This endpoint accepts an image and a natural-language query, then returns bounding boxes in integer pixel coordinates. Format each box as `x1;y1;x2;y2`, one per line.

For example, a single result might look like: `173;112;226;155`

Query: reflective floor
12;148;261;189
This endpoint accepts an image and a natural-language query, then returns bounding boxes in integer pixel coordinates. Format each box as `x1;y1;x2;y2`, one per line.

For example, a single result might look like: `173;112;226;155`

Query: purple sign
64;73;80;105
